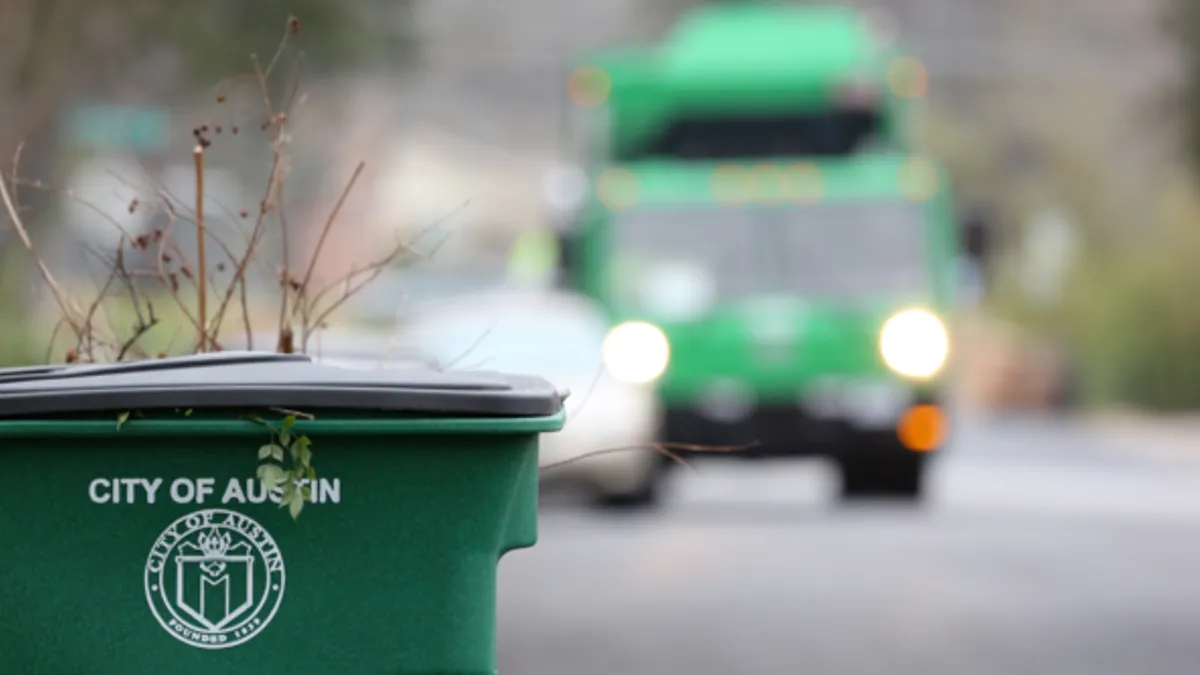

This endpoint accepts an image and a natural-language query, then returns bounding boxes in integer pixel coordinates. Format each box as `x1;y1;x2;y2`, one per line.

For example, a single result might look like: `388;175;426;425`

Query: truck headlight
602;321;670;384
878;308;949;379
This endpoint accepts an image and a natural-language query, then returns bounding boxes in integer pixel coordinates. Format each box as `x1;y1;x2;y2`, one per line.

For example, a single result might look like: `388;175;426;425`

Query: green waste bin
0;352;565;674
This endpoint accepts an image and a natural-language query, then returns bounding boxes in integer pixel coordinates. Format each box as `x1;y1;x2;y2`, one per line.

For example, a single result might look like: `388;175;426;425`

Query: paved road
497;414;1200;675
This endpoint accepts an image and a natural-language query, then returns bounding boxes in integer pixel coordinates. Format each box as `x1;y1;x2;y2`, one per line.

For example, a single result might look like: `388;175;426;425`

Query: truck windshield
609;200;929;308
628;111;885;161
401;310;607;376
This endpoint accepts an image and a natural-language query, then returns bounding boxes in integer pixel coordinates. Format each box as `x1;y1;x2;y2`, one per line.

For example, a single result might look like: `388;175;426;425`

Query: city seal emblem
144;509;286;649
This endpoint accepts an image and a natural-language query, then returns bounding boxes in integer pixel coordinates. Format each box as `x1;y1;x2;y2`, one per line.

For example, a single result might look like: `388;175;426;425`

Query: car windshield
350;268;514;322
399;310;607;377
608;200;929;309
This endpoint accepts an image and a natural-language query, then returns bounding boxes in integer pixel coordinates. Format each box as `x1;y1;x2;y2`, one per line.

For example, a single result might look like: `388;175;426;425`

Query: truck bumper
660;392;945;459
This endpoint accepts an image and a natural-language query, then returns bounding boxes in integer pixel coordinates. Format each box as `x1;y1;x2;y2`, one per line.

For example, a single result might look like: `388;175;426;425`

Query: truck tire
594;478;662;510
593;457;670;510
837;451;927;502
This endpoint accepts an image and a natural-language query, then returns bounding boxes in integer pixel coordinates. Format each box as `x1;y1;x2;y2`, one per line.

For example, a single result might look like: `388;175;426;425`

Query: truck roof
568;3;906;161
576;3;884;84
660;3;879;81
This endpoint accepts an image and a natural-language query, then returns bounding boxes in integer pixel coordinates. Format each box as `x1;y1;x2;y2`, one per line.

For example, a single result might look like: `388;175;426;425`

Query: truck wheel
594;477;662;510
837;452;927;502
593;459;669;510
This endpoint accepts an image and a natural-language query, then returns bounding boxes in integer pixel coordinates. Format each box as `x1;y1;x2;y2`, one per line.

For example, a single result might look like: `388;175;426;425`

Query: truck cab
549;2;956;503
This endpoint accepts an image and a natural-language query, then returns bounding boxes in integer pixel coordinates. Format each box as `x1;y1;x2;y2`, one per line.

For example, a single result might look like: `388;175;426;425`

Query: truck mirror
554;230;577;288
961;208;991;264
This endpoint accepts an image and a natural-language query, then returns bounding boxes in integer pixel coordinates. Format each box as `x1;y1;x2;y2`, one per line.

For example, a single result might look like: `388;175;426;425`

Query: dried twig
269;406;314;420
263;25;293;81
139;205;212;347
117;311;160;362
299;203;464;319
209;146;282;339
300;247;413;352
564;362;605;422
295;161;365;327
252;54;280;131
376;301;413;369
439;323;498;371
193;146;208;352
106;243;159;362
0;170;85;338
270;172;297;355
162;323;186;356
538;441;756;473
11;142;24;206
78;241;124;361
42;317;69;364
150;199;252;336
12;178;139;242
208;23;299;345
11;173;234;349
281;51;306;118
106;168;259;280
453;357;497;372
122;164;271;281
296;206;463;351
241;273;253;351
68;241;155;363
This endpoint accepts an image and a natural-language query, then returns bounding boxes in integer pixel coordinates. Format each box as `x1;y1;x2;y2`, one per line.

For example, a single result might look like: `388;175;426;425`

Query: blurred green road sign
67;104;171;152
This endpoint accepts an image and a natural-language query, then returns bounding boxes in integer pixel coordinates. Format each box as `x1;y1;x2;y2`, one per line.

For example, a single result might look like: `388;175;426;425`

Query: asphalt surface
497;413;1200;675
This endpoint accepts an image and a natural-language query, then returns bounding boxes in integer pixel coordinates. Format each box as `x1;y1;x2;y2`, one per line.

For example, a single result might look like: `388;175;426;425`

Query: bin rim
0;351;567;420
0;409;566;439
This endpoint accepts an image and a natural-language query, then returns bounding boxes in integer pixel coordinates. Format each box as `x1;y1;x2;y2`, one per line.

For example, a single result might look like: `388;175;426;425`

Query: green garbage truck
550;2;957;503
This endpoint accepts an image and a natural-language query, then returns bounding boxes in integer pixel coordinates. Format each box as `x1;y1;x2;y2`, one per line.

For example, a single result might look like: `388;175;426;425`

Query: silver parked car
295;287;665;508
386;288;665;508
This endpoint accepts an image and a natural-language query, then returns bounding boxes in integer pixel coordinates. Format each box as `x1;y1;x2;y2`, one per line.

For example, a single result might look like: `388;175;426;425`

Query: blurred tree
0;0;417;162
0;0;417;364
1163;0;1200;169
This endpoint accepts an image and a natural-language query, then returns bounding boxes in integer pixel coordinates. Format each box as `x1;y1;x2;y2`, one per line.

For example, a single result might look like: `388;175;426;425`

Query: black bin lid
0;352;566;418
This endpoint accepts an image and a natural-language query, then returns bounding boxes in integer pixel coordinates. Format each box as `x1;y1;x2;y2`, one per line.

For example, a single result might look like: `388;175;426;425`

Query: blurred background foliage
0;0;417;366
0;0;416;160
907;0;1200;411
5;0;1200;413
